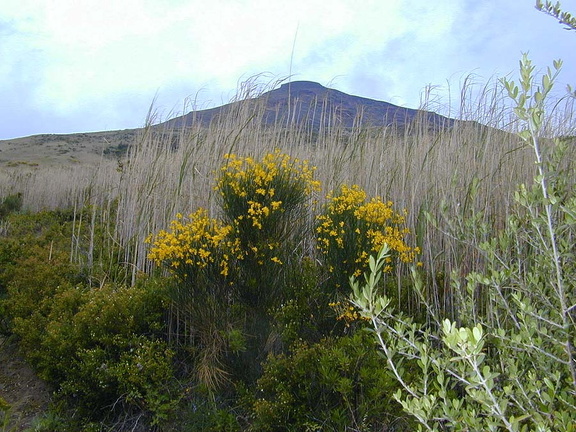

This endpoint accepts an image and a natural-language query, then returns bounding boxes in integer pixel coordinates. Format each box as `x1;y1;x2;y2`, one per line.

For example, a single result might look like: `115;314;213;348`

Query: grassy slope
0;129;138;168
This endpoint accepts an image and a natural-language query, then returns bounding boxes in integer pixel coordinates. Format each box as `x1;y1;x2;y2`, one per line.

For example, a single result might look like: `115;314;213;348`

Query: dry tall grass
2;77;574;306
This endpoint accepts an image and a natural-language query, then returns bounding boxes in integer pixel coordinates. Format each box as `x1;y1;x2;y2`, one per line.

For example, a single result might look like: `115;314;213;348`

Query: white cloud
0;0;574;139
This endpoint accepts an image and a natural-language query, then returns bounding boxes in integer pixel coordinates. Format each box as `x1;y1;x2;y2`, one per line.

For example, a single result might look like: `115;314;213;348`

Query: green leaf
542;74;551;91
553;59;562;70
472;325;483;342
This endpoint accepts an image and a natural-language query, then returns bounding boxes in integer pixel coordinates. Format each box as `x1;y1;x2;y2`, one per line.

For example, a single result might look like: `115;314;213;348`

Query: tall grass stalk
2;76;573;308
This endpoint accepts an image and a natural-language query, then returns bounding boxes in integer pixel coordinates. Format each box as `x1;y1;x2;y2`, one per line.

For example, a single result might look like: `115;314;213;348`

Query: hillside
160;80;455;130
0;81;455;168
0;129;139;168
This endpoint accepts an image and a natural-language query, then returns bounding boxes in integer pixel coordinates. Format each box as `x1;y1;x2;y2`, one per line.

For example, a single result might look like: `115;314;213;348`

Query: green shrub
0;193;22;219
251;331;411;432
3;245;76;353
4;264;176;426
171;396;244;432
146;151;323;388
49;280;175;424
270;256;336;346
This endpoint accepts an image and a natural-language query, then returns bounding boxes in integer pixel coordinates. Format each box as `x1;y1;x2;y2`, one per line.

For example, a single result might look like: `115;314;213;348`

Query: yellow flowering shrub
215;150;321;309
328;301;370;327
146;209;239;286
317;184;419;291
217;150;320;234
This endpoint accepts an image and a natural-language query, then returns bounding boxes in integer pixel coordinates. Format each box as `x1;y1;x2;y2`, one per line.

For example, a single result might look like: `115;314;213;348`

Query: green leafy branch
536;1;576;31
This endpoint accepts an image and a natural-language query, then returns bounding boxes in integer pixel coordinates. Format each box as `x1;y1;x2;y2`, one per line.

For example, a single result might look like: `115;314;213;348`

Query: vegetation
252;332;412;431
351;56;576;430
316;183;419;294
0;5;575;429
536;0;576;31
0;193;22;220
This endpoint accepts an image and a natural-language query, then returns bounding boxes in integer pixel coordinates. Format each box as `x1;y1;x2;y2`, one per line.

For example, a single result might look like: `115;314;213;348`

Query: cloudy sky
1;0;574;140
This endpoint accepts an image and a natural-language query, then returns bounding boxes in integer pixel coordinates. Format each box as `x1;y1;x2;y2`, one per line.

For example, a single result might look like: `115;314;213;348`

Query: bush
251;331;411;432
52;280;174;424
147;208;237;298
3;245;76;353
0;208;179;427
317;184;419;294
170;396;245;432
147;151;323;388
4;264;176;425
0;193;22;219
215;150;321;310
270;256;340;346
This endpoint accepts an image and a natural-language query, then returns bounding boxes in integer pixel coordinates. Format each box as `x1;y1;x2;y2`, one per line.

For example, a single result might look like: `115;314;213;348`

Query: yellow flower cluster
146;209;239;277
317;184;419;278
245;200;283;229
328;301;370;327
324;184;366;213
215;150;321;266
217;150;321;204
148;152;318;282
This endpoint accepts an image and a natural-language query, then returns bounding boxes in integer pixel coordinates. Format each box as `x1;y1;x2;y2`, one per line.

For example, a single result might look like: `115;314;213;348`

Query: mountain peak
161;80;454;130
279;81;327;91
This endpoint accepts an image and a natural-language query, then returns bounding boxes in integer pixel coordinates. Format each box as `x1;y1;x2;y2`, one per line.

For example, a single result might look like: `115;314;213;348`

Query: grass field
3;79;573;289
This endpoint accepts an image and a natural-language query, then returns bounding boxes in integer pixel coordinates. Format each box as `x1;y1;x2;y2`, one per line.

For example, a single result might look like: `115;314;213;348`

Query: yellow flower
316;183;419;279
146;208;234;278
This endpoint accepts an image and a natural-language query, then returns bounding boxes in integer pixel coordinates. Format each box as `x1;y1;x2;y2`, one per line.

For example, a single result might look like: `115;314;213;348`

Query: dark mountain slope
160;80;454;131
0;81;462;167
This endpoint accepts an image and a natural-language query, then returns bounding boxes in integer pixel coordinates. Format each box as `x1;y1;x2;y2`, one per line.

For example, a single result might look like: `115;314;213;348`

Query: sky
1;0;575;140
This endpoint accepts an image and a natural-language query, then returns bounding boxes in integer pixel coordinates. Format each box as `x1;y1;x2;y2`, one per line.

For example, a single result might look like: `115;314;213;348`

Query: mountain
160;80;454;131
0;81;456;167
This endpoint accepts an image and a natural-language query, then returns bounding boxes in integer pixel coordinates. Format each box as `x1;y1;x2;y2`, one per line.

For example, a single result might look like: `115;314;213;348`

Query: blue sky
1;0;574;140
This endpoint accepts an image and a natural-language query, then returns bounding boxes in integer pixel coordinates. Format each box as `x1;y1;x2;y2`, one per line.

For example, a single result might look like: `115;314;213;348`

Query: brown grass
1;77;574;299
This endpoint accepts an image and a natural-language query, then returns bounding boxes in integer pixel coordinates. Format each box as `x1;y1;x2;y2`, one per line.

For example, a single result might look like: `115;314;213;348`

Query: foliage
147;208;237;291
0;193;22;220
147;150;321;307
217;150;320;229
0;210;177;427
536;0;576;31
0;397;10;432
251;331;411;432
216;150;321;310
2;246;77;353
4;47;572;431
352;57;576;431
5;275;176;425
170;396;245;432
316;184;419;293
270;256;338;347
146;151;324;390
147;209;240;392
0;208;115;345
